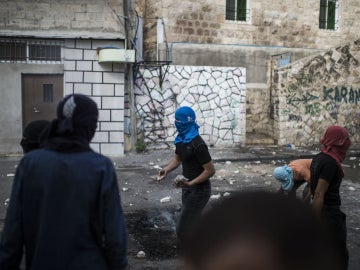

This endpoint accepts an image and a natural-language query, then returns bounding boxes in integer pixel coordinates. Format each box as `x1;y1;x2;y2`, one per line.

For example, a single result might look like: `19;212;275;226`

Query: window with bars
319;0;339;30
29;44;61;61
0;39;62;63
226;0;249;22
0;41;27;61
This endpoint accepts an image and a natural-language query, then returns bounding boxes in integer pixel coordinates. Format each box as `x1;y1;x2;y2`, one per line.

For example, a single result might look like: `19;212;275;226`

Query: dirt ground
1;146;359;270
117;155;360;270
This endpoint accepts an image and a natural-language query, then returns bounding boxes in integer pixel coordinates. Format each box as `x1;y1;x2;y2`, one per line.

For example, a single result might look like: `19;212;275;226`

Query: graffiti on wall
288;93;319;108
285;86;359;119
288;114;302;122
323;86;360;104
275;40;360;144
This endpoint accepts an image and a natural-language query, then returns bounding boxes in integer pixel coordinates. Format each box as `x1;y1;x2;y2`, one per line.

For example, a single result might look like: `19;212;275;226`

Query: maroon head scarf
320;125;351;177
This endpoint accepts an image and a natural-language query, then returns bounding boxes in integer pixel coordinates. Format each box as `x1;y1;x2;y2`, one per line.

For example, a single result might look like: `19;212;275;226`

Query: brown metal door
22;74;63;128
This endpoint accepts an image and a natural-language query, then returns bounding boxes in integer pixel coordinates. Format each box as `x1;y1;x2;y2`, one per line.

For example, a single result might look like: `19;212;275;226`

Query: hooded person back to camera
158;106;215;246
0;94;128;270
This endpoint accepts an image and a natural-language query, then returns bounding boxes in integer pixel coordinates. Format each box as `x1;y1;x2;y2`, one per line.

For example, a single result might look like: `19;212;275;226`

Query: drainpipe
123;0;137;152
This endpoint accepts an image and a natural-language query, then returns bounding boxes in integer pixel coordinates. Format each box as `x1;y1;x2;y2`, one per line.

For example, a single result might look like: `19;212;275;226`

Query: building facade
132;0;360;146
0;0;128;157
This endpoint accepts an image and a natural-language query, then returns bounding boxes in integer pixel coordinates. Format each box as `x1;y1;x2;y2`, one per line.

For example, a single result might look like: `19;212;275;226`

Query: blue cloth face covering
273;165;294;191
174;106;200;145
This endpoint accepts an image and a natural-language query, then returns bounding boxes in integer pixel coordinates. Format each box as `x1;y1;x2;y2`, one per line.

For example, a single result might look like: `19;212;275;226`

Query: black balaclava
44;94;99;152
20;120;50;153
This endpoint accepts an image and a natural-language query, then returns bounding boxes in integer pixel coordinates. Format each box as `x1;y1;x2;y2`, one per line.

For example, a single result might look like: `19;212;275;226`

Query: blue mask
174;106;200;144
273;165;294;191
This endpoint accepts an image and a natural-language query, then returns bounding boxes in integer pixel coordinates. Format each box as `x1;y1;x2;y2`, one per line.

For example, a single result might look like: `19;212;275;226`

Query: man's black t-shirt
310;152;342;207
175;135;212;185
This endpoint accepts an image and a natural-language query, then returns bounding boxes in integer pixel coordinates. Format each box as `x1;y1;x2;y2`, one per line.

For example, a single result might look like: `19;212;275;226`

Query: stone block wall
133;65;246;148
64;39;126;156
136;0;360;61
273;40;360;146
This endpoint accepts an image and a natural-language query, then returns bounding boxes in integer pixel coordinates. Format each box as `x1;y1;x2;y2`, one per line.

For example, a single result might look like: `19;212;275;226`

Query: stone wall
133;65;246;148
0;0;125;38
273;40;360;146
246;86;272;136
136;0;360;60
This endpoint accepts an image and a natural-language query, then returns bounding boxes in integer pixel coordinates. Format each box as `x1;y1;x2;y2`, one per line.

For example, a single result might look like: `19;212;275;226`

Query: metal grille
29;44;61;61
0;38;63;63
0;41;27;62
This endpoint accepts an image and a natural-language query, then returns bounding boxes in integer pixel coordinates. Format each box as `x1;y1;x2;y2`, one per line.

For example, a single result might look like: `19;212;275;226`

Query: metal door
22;74;63;128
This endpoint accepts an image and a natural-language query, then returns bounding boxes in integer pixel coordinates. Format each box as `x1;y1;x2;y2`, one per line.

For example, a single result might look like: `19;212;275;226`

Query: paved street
1;145;359;269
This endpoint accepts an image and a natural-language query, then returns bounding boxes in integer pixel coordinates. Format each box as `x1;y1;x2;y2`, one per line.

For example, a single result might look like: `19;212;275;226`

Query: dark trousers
176;183;211;244
322;207;349;270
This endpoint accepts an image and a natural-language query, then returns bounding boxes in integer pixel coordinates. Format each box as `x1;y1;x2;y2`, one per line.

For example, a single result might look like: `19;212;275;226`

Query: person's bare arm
158;154;182;180
312;178;329;217
177;160;215;187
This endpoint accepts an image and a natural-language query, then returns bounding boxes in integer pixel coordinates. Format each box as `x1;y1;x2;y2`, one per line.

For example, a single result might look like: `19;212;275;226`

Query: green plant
135;139;146;153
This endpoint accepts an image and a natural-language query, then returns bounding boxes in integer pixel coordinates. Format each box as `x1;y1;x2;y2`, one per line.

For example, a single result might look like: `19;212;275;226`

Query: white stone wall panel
134;65;246;148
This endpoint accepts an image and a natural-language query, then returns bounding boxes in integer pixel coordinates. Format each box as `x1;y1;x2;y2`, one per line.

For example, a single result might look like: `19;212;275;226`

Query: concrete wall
163;43;321;84
273;40;360;146
0;0;125;39
134;65;246;149
0;64;63;154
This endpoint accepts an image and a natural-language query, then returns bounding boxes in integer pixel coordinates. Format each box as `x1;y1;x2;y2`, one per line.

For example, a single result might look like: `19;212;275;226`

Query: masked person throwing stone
158;106;215;247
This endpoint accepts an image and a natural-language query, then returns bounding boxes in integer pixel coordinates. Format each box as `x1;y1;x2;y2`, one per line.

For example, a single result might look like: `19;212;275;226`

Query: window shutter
327;0;336;30
237;0;247;21
319;0;327;29
226;0;236;20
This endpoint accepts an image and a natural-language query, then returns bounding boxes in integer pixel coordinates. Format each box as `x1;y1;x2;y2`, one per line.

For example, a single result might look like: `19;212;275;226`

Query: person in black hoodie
0;94;128;270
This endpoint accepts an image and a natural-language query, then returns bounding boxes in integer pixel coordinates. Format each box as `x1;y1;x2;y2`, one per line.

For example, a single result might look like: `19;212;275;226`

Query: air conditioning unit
98;47;135;63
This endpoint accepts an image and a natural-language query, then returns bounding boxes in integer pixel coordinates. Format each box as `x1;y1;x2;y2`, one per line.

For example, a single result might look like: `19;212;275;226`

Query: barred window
319;0;339;30
226;0;250;22
0;38;63;63
0;41;27;61
29;44;61;61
